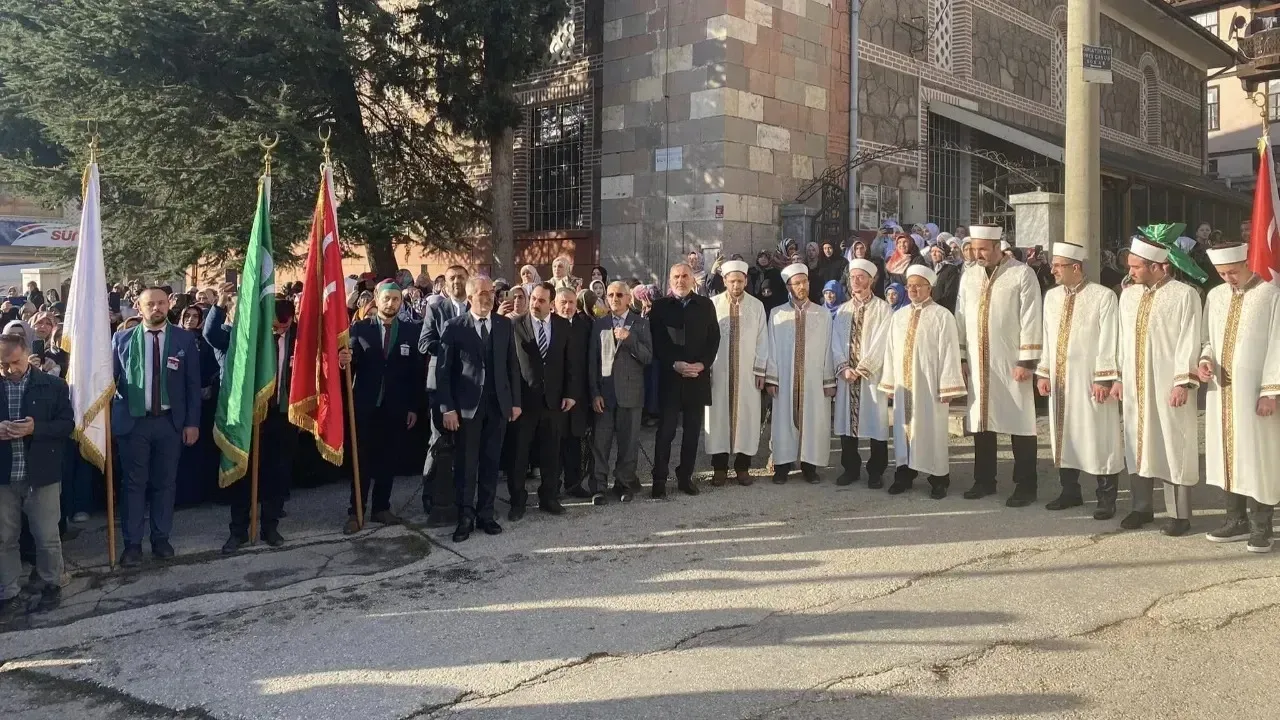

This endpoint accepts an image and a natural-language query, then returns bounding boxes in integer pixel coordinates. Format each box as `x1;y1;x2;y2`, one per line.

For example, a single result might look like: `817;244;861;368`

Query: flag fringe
214;425;250;487
287;394;345;466
252;379;277;426
71;381;115;472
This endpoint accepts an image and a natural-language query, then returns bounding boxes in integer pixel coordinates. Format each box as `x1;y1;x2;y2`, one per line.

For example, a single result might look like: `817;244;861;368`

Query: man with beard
418;265;469;523
110;288;202;566
705;261;768;486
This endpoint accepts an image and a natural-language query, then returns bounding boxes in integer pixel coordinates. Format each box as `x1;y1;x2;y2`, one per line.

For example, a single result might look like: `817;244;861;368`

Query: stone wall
970;8;1052;107
1100;75;1141;139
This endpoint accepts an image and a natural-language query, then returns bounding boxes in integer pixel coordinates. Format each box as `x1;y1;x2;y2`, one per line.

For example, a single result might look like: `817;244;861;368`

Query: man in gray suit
418;265;469;521
589;281;653;502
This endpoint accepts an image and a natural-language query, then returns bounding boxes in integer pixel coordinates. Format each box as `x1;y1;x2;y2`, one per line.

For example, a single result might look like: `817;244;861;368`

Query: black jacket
748;265;787;314
0;368;74;487
931;263;962;313
350;317;426;422
512;313;580;412
564;312;594;437
648;293;721;407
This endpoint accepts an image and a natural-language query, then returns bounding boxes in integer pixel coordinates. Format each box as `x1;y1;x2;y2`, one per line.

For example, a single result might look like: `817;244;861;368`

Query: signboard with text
1082;44;1113;84
0;218;78;247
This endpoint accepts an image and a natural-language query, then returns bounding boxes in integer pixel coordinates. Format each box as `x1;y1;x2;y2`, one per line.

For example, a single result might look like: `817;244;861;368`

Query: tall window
1141;63;1161;145
1052;19;1067;111
1269;81;1280;123
1207;86;1220;131
528;101;586;232
1192;10;1218;37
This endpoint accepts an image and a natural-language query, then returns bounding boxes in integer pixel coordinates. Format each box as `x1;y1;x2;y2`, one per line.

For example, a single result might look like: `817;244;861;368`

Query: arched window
1139;55;1161;145
1051;7;1067;111
931;0;954;72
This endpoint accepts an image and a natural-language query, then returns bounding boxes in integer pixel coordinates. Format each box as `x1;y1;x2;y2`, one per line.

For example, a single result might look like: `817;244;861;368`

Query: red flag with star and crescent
288;164;348;464
1248;137;1280;285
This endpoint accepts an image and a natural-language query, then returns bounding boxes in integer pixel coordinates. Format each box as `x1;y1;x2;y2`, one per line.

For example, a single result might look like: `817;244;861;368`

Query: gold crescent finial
319;124;333;165
259;132;279;176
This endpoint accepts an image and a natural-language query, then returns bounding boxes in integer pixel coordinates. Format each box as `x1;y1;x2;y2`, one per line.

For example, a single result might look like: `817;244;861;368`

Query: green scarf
126;323;174;417
1139;222;1208;285
376;316;398;407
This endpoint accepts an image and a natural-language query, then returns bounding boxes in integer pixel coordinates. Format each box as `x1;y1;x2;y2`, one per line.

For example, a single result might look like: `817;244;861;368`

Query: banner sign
0;218;79;247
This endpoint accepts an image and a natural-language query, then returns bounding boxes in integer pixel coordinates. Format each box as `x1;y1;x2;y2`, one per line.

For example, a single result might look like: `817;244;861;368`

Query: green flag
214;175;278;487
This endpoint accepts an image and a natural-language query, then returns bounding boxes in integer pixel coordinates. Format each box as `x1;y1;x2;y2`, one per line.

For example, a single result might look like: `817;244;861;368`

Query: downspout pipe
848;0;860;231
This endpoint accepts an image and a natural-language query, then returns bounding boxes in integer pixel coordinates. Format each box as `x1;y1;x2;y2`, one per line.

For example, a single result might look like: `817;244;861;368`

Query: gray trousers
119;415;183;548
593;406;642;493
1131;475;1192;519
0;482;62;600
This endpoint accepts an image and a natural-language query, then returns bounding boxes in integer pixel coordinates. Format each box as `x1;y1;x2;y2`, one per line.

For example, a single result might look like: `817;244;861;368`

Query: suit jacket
111;324;202;436
588;312;653;409
648;293;720;407
512;312;579;411
565;312;594;436
0;368;74;487
437;313;520;420
349;317;426;422
419;294;469;391
202;305;231;378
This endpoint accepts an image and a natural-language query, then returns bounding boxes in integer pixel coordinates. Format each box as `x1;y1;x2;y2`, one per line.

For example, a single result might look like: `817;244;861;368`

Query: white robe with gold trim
1035;282;1124;475
878;301;967;477
766;301;835;466
1118;278;1202;485
831;295;892;441
954;259;1043;436
1200;279;1280;505
704;291;769;456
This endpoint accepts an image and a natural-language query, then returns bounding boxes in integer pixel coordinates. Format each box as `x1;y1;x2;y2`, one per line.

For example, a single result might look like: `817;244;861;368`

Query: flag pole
105;412;116;570
250;423;261;544
344;360;364;530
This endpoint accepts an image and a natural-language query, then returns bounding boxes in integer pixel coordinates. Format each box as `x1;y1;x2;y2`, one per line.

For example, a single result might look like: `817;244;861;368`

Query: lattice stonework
1140;60;1161;146
930;0;954;72
1051;23;1066;111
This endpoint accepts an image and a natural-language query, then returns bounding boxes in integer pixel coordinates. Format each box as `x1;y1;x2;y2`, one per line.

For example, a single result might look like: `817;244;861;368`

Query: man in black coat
506;283;580;520
0;331;74;617
748;251;787;313
417;265;469;521
648;262;720;497
437;275;521;542
338;282;425;534
222;297;299;553
555;287;595;498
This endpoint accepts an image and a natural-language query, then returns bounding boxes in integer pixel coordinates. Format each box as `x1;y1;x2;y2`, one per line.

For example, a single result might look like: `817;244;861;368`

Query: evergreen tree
413;0;569;280
0;0;485;279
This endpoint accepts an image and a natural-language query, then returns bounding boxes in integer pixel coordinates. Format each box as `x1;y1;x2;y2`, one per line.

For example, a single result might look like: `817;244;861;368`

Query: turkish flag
1248;137;1280;285
288;164;348;464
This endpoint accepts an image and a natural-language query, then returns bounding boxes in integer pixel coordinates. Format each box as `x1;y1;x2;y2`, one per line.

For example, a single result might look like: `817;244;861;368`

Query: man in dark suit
418;265;469;521
437;275;521;542
507;282;580;520
110;287;202;566
222;296;298;553
555;287;595;499
338;281;425;534
589;281;653;503
648;263;721;497
0;331;74;617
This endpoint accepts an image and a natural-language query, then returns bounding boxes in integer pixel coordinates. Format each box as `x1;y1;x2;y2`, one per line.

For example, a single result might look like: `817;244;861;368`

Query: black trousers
507;401;565;509
230;409;296;536
560;434;584;491
711;453;752;472
973;432;1038;489
839;436;889;479
421;391;453;514
348;411;398;517
653;400;705;485
455;393;507;521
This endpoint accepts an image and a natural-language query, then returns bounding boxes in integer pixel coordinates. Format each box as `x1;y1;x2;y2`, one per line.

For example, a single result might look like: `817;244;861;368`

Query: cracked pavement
2;418;1278;719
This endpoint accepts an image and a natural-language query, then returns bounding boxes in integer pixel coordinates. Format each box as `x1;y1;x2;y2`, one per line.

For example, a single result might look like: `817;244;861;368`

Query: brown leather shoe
710;469;728;487
736;469;753;486
342;516;361;535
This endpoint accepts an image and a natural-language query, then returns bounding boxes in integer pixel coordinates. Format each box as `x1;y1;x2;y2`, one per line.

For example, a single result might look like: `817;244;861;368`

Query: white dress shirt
141;324;171;411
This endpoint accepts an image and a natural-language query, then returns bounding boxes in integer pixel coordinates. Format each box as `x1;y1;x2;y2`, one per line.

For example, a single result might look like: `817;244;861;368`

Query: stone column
1009;192;1064;249
1063;0;1100;281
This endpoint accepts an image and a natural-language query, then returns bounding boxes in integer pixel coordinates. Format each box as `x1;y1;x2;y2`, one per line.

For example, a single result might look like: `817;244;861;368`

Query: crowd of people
2;217;1276;621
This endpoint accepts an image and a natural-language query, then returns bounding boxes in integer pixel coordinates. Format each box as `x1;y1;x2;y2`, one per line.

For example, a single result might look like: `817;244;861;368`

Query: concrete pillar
1009;192;1065;249
780;204;819;249
1064;0;1100;281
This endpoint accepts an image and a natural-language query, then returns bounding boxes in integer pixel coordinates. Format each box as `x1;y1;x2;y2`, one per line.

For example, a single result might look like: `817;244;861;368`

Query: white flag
63;162;114;470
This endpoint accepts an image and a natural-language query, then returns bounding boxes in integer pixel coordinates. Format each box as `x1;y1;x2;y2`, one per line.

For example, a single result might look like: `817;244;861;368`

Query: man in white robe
1034;242;1124;519
705;260;769;486
1115;238;1202;536
831;259;893;487
1198;243;1280;553
765;263;835;483
954;225;1044;506
878;266;967;498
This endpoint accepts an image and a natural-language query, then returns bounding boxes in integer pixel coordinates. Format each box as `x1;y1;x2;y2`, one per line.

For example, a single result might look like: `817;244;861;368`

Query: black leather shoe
1119;511;1154;530
0;595;23;622
1045;492;1084;511
452;519;474;543
36;586;60;613
508;506;526;522
477;518;503;535
222;535;249;555
539;499;566;516
152;540;175;560
887;476;913;495
963;482;997;500
566;486;594;500
650;484;668;499
1005;487;1038;508
928;479;948;500
1161;518;1192;537
867;475;884;489
120;545;143;568
261;528;285;547
771;470;787;484
836;471;858;487
678;481;700;496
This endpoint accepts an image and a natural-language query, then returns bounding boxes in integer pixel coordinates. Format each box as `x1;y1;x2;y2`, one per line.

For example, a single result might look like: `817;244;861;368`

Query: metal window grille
528;100;587;232
1269;81;1280;123
927;114;968;231
1141;67;1161;144
1207;86;1220;131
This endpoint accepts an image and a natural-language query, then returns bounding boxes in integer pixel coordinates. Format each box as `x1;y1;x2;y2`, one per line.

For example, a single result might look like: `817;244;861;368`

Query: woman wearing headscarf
550;254;582;291
749;249;787;313
3;318;35;348
923;222;940;247
810;240;847;303
773;237;800;268
176;304;221;505
885;233;925;287
821;280;845;316
884;282;909;311
589;265;609;288
518;264;542;295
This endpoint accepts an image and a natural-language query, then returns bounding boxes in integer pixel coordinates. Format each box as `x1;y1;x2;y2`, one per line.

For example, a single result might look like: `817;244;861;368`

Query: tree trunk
489;127;515;281
323;0;397;279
